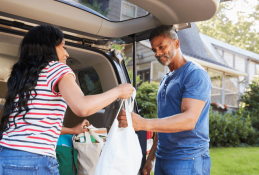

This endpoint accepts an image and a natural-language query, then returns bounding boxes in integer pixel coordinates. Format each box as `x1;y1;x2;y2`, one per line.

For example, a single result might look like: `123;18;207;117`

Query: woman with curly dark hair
0;25;134;174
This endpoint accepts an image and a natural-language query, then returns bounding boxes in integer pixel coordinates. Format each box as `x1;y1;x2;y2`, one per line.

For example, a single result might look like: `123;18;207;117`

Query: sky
225;0;258;22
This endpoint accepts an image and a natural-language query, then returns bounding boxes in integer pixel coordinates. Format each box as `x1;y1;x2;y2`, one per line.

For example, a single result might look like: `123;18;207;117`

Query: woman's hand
116;84;135;99
117;108;146;131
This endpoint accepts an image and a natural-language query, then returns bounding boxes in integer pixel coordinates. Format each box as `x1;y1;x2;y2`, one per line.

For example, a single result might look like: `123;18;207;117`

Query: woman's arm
58;74;134;117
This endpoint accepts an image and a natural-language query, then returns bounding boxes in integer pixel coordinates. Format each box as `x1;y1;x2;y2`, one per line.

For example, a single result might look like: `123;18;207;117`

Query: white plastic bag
94;98;142;175
73;126;104;175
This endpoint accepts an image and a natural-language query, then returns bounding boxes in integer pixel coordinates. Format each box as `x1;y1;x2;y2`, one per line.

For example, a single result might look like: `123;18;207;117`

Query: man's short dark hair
149;25;178;42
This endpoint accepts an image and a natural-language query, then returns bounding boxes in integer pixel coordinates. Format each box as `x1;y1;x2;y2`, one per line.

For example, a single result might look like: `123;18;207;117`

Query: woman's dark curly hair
0;25;64;132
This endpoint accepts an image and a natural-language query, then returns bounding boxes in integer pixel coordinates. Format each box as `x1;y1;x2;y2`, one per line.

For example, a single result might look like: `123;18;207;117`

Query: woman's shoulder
45;61;70;72
48;61;67;67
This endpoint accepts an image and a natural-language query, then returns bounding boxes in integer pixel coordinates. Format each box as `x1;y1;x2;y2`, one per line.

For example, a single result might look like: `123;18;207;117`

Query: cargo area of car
0;30;124;132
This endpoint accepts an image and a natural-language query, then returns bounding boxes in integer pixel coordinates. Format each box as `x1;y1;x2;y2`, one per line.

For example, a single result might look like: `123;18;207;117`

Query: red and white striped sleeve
47;61;75;96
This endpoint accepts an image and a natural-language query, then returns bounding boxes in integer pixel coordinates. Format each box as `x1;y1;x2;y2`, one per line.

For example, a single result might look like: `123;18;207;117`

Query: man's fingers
120;108;126;115
84;119;90;126
118;123;128;128
117;115;127;121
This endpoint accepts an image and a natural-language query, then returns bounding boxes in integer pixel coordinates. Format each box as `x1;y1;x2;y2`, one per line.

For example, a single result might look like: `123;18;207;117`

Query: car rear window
57;0;149;22
78;68;103;95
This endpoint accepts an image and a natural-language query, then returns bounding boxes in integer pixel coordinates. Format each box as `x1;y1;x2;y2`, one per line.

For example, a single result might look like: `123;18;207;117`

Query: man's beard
156;50;176;66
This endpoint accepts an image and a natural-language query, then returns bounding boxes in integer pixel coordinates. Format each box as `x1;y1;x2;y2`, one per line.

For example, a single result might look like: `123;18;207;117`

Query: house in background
72;0;259;109
124;23;259;109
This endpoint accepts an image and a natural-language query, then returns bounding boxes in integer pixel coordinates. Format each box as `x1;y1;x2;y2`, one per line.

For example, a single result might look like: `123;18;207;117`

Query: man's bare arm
118;98;206;133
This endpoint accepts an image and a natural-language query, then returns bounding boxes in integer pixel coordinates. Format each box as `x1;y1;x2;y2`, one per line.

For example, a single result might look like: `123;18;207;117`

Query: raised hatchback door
0;0;220;41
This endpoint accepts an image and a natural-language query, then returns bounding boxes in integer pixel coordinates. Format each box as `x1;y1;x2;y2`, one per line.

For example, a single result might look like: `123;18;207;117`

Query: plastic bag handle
124;100;133;127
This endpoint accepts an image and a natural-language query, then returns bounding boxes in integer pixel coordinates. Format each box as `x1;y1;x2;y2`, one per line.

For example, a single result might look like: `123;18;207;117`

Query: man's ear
174;39;180;49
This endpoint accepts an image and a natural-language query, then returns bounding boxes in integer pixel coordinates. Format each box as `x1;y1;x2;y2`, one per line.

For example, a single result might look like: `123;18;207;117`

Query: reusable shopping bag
56;145;78;175
73;126;104;175
94;98;143;175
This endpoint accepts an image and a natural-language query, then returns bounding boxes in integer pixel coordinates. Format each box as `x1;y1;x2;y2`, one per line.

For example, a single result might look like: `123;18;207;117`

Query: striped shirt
0;61;75;158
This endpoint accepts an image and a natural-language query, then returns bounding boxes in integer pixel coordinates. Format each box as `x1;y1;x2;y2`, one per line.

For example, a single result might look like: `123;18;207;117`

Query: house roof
177;23;231;69
138;23;247;76
200;33;259;62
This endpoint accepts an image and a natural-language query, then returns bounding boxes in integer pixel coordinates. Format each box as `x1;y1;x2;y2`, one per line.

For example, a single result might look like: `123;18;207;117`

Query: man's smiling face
151;35;178;66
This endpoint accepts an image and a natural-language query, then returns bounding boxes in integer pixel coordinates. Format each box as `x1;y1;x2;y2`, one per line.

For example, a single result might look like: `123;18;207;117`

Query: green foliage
209;108;259;147
81;0;109;17
238;76;259;137
196;0;259;54
136;82;159;119
127;70;142;86
241;76;259;111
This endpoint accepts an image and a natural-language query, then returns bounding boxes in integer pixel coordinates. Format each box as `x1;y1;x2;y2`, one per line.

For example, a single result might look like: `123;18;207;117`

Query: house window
208;69;223;88
127;63;151;85
208;69;223;104
121;1;137;20
225;75;238;92
211;88;223;104
137;69;150;84
208;69;239;107
137;63;150;70
225;74;238;107
225;91;238;107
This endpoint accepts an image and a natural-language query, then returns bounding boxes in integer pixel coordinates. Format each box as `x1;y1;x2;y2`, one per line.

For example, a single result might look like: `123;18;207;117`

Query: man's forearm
142;112;197;133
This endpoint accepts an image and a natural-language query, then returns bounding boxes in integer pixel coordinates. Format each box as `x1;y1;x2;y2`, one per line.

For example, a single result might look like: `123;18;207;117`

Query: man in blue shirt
118;25;212;175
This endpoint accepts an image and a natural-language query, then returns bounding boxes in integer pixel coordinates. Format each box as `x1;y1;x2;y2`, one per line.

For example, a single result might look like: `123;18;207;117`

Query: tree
81;0;109;17
241;75;259;111
196;0;259;54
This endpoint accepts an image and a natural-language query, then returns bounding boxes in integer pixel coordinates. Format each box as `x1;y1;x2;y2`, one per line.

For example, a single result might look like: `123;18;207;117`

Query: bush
136;82;159;119
209;108;259;147
241;76;259;111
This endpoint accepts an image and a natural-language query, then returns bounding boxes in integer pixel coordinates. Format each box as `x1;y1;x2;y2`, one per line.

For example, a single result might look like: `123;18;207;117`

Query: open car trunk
0;29;130;130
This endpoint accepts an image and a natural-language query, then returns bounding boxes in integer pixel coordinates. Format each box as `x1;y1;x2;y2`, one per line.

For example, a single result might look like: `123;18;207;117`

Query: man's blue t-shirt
156;61;211;160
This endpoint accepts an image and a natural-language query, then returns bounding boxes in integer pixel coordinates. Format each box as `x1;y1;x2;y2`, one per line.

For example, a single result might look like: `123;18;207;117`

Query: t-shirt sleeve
182;69;211;102
47;62;76;96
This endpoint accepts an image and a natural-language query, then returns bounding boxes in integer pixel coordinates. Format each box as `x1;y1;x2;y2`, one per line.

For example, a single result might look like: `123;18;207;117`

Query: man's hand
117;108;146;131
142;159;155;175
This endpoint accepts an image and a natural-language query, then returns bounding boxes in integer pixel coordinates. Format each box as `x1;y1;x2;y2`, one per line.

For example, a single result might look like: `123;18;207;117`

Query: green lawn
149;147;259;175
210;147;259;175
